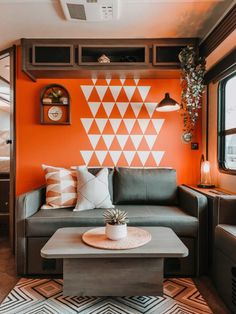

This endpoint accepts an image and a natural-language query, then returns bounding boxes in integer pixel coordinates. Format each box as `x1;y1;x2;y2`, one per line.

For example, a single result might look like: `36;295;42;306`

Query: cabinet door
0;179;10;213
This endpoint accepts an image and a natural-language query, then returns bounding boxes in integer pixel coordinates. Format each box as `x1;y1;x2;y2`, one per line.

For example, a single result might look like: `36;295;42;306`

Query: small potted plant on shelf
103;208;129;240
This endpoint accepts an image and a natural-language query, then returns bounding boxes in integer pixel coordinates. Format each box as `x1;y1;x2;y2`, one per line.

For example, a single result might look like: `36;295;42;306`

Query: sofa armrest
215;196;236;225
17;185;46;218
178;185;208;218
178;185;208;275
16;186;46;275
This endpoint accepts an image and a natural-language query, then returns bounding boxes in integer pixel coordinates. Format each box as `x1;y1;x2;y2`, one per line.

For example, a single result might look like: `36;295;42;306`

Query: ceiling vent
60;0;120;22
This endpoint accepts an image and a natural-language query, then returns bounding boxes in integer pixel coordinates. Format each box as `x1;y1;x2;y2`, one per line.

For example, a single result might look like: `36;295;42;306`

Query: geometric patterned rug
0;278;213;314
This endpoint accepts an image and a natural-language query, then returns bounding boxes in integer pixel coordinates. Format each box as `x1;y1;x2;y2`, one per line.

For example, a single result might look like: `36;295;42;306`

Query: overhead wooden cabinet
21;38;198;80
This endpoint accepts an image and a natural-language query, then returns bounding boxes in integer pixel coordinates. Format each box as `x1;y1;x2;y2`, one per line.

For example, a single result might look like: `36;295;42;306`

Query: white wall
204;32;236;193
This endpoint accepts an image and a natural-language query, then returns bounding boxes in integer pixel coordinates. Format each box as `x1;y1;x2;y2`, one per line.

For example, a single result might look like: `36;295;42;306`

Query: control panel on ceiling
60;0;120;22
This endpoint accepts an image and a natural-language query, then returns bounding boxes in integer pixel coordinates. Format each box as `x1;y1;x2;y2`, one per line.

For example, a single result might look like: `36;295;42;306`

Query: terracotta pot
105;223;127;240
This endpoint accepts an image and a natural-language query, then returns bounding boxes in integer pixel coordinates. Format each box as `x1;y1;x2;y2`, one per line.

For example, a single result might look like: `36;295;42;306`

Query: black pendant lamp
156;93;180;112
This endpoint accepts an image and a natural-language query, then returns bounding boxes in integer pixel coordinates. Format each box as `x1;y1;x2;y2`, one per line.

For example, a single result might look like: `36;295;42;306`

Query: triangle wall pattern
80;80;165;167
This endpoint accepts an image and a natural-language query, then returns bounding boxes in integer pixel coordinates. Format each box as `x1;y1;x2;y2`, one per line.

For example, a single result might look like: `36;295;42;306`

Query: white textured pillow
74;167;114;211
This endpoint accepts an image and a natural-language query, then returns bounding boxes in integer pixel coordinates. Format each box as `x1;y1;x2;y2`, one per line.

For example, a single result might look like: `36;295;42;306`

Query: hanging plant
179;46;206;142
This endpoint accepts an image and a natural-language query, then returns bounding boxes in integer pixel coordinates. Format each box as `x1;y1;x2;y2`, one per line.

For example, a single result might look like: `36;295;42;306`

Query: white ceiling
0;0;234;51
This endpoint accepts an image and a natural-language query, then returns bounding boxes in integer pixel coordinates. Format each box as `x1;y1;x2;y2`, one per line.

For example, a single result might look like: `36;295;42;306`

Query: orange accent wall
16;49;202;195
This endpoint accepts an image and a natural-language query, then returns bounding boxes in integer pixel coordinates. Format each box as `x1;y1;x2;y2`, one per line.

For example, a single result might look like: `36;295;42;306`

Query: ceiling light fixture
156;93;180;112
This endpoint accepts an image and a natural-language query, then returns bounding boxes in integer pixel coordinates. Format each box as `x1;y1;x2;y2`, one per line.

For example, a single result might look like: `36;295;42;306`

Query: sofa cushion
41;164;77;209
113;167;177;205
215;224;236;262
26;205;198;238
74;167;114;211
88;168;114;201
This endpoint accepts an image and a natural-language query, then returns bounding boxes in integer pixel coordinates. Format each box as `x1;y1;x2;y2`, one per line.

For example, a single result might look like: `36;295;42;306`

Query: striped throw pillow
41;164;77;209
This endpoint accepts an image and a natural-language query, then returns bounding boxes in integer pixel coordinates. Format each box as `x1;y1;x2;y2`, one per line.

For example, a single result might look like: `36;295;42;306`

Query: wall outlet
191;142;199;150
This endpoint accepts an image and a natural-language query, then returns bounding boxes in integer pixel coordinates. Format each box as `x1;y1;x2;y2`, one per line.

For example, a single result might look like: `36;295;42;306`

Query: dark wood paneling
200;4;236;57
205;48;236;83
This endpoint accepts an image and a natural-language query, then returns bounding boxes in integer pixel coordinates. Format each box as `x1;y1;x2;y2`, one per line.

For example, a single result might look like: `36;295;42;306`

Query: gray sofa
213;196;236;313
16;167;208;276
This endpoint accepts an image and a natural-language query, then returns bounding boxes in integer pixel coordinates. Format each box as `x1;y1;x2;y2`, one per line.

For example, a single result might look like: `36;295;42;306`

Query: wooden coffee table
41;227;188;296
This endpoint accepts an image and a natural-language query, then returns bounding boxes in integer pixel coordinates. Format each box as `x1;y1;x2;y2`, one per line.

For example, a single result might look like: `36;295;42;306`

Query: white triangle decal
116;102;129;118
92;78;97;85
110;119;122;134
102;102;115;117
124;86;136;101
116;135;129;150
102;135;115;149
88;102;101;117
130;102;143;118
152;119;165;133
130;135;143;150
110;151;122;165
123;119;136;134
95;86;108;101
95;119;108;133
81;85;93;101
95;151;107;165
145;103;157;118
145;135;157;150
109;86;122;101
137;151;150;166
80;118;94;133
138;86;151;102
88;135;101;149
152;151;165;166
137;119;150;134
106;79;111;85
120;79;125;85
80;151;93;165
134;79;140;85
123;151;136;166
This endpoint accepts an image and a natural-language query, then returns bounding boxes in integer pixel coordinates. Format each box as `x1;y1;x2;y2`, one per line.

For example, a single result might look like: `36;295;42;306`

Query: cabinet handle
6;139;12;144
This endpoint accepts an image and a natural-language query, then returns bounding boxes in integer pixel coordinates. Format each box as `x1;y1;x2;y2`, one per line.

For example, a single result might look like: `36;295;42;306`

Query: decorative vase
105;223;127;240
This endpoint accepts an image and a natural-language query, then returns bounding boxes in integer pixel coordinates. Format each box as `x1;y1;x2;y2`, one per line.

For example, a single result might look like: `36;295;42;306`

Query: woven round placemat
82;227;152;250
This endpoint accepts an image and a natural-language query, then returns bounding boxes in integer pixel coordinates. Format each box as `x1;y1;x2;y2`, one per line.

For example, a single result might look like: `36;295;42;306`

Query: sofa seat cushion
26;205;198;238
215;224;236;262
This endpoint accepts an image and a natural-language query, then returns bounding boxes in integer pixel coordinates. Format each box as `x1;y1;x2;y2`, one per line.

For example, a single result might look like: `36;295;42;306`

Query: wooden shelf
79;45;149;66
21;38;198;80
153;44;186;66
0;213;9;217
40;84;71;125
32;44;74;66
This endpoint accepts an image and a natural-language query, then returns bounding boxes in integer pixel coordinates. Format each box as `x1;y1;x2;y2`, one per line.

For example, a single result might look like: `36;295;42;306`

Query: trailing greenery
179;46;206;135
103;208;129;225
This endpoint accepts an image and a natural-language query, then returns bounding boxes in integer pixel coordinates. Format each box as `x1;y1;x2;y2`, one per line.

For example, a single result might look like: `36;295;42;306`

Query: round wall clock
48;106;63;121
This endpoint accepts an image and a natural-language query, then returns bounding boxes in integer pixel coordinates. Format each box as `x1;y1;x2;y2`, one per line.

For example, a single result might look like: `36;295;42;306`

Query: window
218;72;236;173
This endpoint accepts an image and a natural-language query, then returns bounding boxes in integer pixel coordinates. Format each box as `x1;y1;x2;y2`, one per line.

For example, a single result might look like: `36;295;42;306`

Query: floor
0;237;231;314
0;237;18;303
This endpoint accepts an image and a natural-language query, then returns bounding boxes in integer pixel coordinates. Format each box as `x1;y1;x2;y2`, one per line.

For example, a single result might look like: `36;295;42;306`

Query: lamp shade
198;155;215;188
156;93;180;112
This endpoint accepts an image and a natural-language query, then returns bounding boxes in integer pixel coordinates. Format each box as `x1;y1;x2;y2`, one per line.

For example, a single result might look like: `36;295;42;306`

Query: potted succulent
103;208;129;240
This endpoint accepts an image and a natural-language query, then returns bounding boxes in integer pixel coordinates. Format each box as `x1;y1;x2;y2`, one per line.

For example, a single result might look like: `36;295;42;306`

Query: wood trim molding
205;48;236;83
0;45;16;251
200;4;236;57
